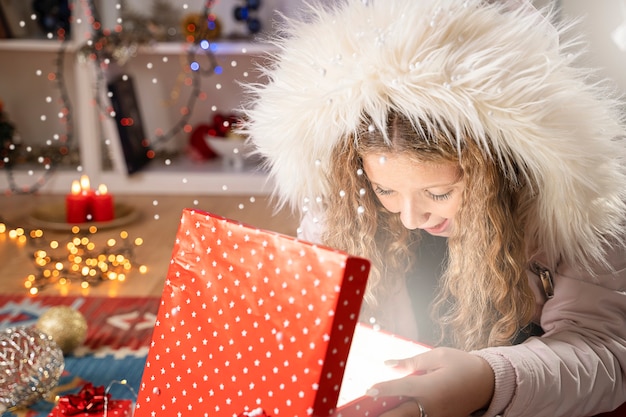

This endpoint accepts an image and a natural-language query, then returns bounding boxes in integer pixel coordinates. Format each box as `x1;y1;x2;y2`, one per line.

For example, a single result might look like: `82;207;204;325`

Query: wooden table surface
0;193;298;298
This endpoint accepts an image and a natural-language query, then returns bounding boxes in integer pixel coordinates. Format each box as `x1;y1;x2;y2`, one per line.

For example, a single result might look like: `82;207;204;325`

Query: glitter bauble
0;327;64;412
36;306;88;354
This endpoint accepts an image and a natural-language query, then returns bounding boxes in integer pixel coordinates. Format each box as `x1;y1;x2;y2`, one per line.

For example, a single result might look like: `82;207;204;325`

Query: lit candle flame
80;175;91;191
71;180;81;195
98;183;108;195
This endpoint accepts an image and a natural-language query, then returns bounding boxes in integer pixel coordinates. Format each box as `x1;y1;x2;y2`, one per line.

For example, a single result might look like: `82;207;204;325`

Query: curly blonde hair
323;113;536;350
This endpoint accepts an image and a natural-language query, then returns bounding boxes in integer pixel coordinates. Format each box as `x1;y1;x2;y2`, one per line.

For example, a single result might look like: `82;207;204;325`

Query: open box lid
134;208;372;416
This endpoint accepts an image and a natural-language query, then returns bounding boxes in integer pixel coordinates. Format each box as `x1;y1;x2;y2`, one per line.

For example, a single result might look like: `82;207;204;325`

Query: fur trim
242;0;626;270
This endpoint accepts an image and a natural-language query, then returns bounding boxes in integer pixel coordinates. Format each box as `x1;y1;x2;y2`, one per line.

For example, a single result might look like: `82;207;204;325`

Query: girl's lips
424;219;449;235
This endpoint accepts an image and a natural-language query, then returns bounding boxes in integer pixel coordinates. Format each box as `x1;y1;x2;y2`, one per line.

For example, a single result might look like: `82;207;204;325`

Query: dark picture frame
107;75;152;175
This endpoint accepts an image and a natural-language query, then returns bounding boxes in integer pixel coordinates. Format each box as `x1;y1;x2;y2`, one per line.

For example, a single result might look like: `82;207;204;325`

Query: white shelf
139;40;276;56
0;38;74;52
100;156;273;195
0;37;272;55
0;158;273;195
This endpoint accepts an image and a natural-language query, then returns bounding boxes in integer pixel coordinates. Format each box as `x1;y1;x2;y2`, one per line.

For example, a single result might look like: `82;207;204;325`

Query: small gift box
134;209;371;417
48;383;133;417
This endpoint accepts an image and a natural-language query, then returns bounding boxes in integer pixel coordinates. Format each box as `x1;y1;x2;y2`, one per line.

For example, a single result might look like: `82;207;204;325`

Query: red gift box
47;383;133;417
48;398;132;417
134;209;371;417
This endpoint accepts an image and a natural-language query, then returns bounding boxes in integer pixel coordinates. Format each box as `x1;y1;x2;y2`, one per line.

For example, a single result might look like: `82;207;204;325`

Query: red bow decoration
57;383;110;415
238;408;271;417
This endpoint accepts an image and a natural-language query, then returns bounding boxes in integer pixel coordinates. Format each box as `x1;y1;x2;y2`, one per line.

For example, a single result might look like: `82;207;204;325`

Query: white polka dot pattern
134;209;370;417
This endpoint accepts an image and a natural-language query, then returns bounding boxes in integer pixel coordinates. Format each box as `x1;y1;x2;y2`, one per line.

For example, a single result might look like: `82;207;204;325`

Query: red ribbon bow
58;383;110;415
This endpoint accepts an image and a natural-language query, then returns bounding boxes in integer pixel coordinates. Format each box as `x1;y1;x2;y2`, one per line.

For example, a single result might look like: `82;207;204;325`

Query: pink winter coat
299;214;626;417
475;240;626;417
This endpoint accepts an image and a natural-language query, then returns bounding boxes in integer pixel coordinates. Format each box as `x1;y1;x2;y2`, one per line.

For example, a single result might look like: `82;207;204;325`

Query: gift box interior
134;208;431;417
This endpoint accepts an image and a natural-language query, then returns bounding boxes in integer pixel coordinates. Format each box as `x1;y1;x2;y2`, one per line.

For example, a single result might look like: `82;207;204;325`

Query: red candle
66;180;89;224
78;175;97;221
92;184;115;222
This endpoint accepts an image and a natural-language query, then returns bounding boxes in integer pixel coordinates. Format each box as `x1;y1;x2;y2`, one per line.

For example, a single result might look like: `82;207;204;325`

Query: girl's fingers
367;374;426;398
378;399;422;417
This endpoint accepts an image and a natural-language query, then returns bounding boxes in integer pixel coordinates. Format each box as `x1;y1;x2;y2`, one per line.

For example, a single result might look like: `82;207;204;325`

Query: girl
243;1;626;416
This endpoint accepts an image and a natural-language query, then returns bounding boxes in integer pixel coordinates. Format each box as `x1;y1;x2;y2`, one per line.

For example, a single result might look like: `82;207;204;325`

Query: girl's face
362;152;464;237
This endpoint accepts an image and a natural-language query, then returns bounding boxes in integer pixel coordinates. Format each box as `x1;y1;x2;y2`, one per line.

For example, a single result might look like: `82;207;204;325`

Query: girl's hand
367;347;495;417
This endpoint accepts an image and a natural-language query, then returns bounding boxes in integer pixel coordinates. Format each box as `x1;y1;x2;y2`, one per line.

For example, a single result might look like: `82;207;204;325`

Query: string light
2;0;222;195
2;41;73;195
85;0;220;157
103;379;137;417
0;220;146;294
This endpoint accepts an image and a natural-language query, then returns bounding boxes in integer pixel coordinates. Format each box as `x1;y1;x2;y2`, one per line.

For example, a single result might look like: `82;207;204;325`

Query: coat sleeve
473;242;626;417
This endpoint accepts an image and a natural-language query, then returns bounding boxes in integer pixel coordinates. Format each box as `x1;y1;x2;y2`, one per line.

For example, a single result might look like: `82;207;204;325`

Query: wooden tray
28;203;139;231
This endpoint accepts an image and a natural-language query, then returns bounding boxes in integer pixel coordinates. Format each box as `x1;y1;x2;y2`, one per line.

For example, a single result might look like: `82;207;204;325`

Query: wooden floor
0;193;298;298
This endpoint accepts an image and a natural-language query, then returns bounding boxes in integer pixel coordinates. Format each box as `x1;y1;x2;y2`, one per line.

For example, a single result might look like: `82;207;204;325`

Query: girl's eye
429;191;452;201
374;186;394;196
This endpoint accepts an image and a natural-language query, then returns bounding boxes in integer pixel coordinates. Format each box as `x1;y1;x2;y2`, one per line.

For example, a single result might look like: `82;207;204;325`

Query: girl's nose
400;199;428;230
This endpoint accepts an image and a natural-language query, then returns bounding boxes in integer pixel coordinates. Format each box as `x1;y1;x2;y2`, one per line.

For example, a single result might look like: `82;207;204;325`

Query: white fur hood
242;0;626;269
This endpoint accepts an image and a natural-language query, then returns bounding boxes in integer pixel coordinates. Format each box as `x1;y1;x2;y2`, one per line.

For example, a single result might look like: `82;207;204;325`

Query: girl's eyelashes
374;186;394;196
374;185;452;200
429;191;452;201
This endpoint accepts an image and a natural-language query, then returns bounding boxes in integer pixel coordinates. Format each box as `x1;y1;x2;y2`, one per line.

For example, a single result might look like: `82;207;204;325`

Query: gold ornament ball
36;306;88;354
